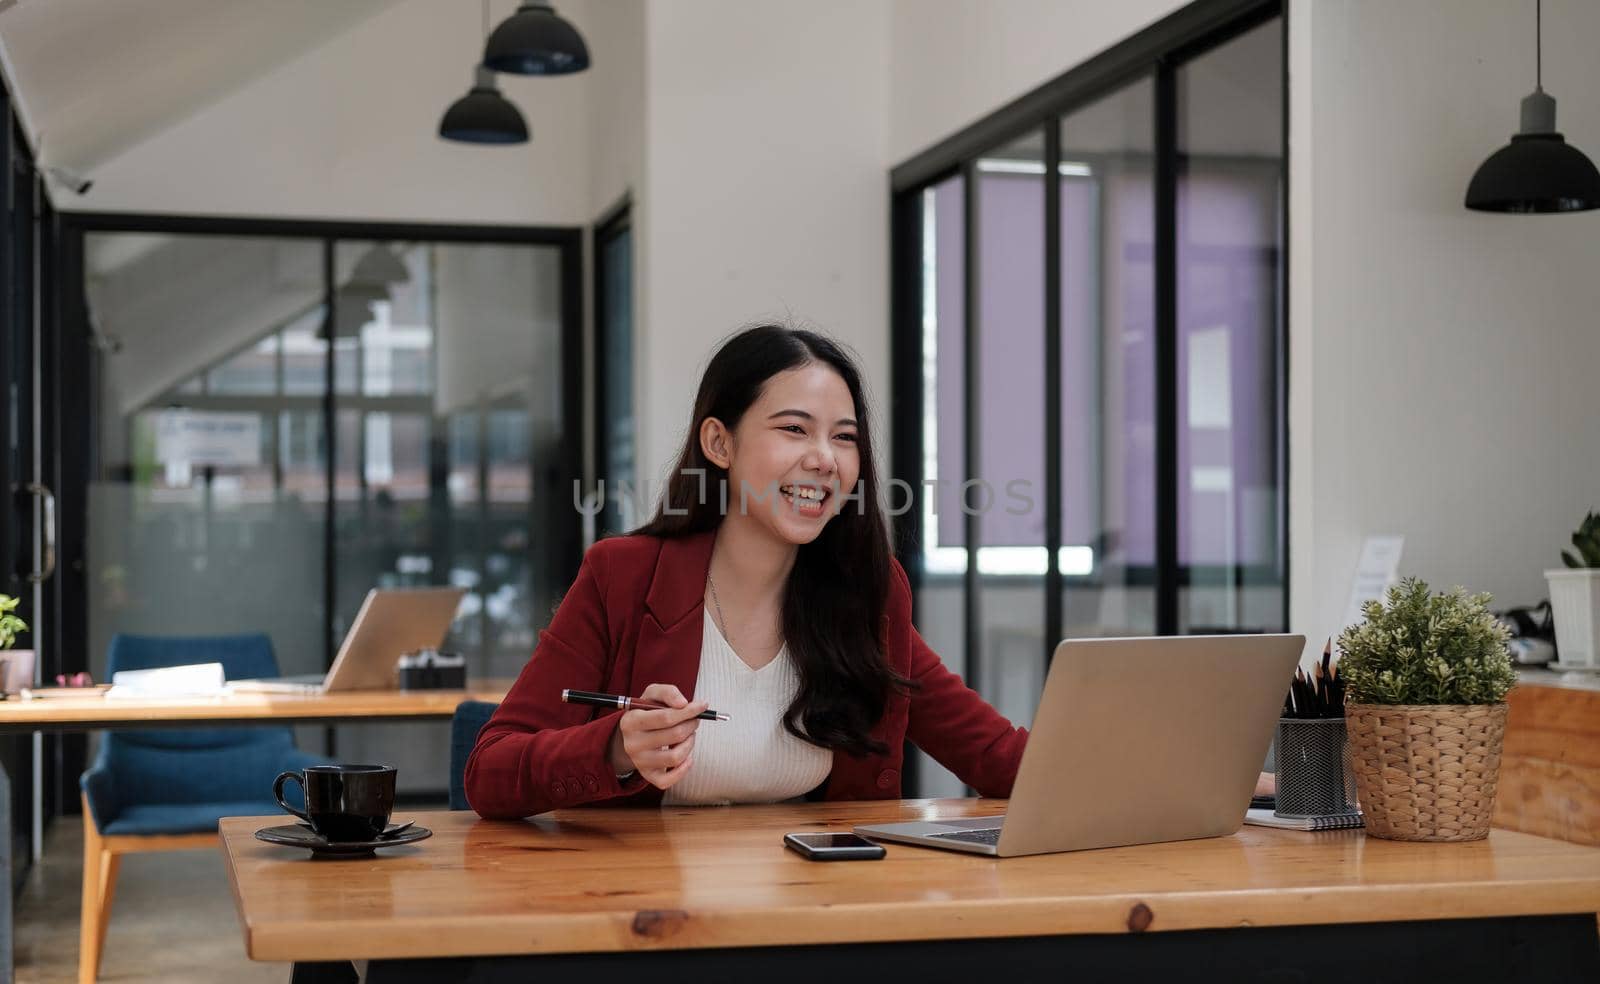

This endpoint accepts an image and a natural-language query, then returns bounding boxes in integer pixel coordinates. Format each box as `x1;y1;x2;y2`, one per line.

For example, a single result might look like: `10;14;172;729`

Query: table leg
288;961;358;984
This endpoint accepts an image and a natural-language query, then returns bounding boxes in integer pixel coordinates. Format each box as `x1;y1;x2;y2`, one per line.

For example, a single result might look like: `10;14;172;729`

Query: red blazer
465;530;1028;818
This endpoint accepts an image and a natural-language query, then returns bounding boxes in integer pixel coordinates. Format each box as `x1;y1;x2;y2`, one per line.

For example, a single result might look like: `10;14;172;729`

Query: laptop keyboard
928;827;1003;846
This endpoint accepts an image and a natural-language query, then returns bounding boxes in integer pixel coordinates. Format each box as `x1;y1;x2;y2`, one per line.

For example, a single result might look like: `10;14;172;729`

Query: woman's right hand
606;684;707;790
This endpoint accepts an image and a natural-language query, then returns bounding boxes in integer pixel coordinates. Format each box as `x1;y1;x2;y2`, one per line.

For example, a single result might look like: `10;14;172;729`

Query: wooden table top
219;797;1600;963
0;682;511;733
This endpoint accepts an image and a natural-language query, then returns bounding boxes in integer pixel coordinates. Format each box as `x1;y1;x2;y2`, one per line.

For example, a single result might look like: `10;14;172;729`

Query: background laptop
855;634;1304;857
232;587;466;694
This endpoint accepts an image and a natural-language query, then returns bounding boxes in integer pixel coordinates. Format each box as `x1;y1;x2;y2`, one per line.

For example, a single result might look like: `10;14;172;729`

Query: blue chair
449;700;498;810
78;633;329;982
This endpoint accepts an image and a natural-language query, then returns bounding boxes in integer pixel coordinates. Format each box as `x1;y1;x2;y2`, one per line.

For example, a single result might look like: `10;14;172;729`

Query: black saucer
254;821;432;857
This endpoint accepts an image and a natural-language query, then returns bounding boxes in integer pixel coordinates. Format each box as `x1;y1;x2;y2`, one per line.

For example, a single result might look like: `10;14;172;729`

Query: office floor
14;820;284;983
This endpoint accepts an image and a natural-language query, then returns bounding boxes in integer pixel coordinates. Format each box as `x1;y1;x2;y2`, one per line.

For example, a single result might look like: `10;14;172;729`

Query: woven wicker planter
1345;703;1508;842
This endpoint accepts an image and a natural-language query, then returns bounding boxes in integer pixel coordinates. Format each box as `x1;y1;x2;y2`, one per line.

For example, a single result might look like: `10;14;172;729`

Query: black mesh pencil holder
1274;717;1358;819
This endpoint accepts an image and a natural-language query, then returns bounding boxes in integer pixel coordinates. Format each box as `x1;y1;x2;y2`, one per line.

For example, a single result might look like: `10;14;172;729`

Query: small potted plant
1337;578;1516;842
0;593;31;694
1546;511;1600;670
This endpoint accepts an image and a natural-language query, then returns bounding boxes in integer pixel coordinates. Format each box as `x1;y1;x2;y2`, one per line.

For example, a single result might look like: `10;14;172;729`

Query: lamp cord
1535;0;1541;90
483;0;489;43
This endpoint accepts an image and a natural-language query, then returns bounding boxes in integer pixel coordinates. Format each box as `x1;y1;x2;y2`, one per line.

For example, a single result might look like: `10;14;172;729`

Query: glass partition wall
891;0;1285;797
67;221;580;794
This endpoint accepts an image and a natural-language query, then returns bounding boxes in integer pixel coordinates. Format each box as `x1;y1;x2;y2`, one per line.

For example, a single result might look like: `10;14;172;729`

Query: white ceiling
0;0;401;171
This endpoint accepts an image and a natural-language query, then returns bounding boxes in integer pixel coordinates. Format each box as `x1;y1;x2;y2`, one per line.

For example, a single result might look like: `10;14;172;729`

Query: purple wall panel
1176;163;1280;566
1117;170;1157;566
1059;178;1098;548
973;172;1045;548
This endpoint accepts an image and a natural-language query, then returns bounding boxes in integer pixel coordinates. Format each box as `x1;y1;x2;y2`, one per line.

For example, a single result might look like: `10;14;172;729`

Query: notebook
1243;808;1364;831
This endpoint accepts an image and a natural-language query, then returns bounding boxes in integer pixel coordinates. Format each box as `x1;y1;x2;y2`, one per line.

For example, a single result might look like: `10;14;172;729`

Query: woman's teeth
779;485;828;515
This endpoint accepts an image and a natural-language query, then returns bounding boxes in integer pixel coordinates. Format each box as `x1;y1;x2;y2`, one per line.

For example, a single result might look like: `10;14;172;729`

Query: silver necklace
708;571;784;656
707;572;731;645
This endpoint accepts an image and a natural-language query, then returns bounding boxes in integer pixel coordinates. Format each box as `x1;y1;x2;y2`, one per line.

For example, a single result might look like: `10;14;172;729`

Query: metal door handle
25;482;55;583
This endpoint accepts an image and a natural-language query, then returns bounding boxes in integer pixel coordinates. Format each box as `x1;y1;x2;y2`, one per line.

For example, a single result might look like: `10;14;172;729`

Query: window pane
975;129;1048;740
330;240;566;779
280;409;327;502
206;334;278;395
83;230;577;793
1060;77;1158;639
282;308;329;396
1176;18;1285;632
84;233;327;682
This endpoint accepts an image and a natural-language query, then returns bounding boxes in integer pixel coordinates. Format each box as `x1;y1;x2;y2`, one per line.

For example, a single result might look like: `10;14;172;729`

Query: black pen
561;689;731;722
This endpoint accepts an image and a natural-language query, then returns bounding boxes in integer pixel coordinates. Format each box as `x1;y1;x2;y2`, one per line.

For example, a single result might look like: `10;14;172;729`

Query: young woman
465;323;1029;816
465;324;1270;817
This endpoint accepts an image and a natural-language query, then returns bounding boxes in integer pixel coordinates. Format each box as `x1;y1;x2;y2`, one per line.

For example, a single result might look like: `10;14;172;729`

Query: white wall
72;0;594;226
584;0;646;221
1288;0;1600;655
0;0;404;174
888;0;1187;163
580;0;646;491
636;0;892;487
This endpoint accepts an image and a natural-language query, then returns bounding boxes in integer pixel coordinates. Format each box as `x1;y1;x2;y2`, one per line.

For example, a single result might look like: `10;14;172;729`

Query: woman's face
702;363;861;545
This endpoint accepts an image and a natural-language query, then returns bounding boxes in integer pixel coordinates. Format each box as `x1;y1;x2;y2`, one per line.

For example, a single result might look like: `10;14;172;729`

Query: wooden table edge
232;879;1600;963
219;834;259;962
0;684;511;733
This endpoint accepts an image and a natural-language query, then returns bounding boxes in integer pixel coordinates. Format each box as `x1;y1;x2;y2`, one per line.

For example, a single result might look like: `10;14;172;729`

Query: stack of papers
106;662;228;699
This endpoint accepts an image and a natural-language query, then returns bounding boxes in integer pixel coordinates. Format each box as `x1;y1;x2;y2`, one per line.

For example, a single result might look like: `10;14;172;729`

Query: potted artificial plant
0;593;30;694
1546;511;1600;670
1337;578;1516;842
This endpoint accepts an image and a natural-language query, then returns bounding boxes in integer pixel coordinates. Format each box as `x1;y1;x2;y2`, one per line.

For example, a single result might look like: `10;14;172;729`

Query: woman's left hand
1254;772;1276;797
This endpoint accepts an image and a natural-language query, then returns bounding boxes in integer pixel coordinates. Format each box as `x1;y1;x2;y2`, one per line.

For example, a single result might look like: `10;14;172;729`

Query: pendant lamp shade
324;246;412;338
439;66;529;145
484;1;590;75
1465;1;1600;213
350;244;411;287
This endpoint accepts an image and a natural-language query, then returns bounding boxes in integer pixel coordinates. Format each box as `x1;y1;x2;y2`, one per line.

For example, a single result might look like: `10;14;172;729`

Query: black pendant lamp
1465;0;1600;213
484;1;590;76
440;2;529;144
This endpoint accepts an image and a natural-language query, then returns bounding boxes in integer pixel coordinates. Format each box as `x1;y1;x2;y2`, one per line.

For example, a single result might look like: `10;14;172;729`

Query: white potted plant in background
1547;511;1600;671
0;593;30;694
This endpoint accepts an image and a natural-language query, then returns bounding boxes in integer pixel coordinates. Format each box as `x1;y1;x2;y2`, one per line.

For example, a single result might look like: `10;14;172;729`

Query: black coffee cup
274;764;396;842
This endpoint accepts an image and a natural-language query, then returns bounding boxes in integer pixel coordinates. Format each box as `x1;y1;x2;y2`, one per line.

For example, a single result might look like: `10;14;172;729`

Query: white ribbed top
663;609;834;807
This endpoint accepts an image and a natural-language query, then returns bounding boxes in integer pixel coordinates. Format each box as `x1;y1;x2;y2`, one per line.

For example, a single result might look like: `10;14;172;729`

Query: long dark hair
633;324;907;757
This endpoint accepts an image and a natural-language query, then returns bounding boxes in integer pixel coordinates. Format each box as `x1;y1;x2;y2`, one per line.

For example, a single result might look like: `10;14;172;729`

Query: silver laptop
232;587;467;694
854;634;1303;857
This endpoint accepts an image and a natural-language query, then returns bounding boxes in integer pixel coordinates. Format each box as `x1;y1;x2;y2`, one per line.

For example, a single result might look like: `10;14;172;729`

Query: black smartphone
783;832;886;861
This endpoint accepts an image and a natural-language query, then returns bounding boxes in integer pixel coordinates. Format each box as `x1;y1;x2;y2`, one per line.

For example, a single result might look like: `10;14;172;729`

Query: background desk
1498;672;1600;846
0;682;511;984
0;684;512;734
221;798;1600;984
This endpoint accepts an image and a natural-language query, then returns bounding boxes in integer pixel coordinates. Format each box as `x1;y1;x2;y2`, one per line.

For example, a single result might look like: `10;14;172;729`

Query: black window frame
888;0;1290;710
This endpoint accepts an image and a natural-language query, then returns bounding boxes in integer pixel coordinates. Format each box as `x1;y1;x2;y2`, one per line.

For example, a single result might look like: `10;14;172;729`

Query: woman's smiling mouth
778;483;831;517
